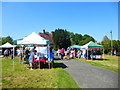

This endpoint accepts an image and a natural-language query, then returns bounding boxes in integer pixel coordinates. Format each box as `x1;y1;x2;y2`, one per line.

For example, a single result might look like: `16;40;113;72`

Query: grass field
1;57;80;88
75;54;119;73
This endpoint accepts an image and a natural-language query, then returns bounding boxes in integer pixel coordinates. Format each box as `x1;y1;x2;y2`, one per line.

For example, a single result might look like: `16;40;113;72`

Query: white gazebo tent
17;32;48;45
0;42;15;70
0;42;14;48
81;41;104;60
0;42;15;58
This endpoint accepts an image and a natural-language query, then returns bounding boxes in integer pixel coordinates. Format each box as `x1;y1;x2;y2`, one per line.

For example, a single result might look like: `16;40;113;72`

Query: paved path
56;59;118;88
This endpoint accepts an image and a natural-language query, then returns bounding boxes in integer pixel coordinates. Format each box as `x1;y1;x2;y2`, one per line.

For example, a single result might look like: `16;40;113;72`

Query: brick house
38;30;54;46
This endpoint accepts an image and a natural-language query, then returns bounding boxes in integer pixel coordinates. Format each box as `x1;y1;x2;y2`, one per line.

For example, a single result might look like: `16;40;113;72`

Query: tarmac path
56;59;118;88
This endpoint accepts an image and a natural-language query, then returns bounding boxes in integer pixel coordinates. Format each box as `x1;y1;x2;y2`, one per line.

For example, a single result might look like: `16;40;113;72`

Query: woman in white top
77;49;81;58
57;49;60;58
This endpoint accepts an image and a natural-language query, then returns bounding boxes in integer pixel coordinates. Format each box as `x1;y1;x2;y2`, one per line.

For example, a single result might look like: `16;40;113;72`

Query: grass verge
2;57;80;88
75;54;119;73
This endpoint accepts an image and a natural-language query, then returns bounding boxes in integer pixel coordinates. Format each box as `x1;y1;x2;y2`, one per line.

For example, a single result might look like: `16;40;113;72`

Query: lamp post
110;30;113;55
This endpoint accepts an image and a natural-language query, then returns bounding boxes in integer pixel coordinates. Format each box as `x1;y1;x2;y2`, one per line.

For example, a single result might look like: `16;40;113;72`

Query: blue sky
2;2;118;42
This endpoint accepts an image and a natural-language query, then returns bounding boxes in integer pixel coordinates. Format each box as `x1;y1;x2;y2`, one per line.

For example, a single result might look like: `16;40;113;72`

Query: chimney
43;29;45;34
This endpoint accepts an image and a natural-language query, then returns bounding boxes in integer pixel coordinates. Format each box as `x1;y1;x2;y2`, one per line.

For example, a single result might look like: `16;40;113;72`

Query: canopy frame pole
39;59;40;70
13;46;14;71
87;49;88;60
22;45;24;65
91;49;93;60
13;47;14;59
21;45;25;68
38;45;40;70
48;44;51;69
103;48;104;59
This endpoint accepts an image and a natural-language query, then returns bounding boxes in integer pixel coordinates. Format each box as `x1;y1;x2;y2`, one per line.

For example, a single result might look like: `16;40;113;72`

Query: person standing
114;50;116;55
29;50;36;70
77;49;81;58
57;49;61;58
70;49;74;59
60;48;65;60
19;47;23;63
26;48;30;59
4;49;9;59
48;47;54;69
31;46;36;52
74;49;77;58
23;47;27;59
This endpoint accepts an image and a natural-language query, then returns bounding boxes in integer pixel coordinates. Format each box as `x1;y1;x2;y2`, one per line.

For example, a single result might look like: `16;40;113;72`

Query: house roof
38;33;54;44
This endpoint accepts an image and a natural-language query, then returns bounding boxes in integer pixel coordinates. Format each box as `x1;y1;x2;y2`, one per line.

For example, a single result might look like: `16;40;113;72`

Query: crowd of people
56;48;102;60
56;48;87;60
3;46;55;70
16;46;54;70
3;46;98;70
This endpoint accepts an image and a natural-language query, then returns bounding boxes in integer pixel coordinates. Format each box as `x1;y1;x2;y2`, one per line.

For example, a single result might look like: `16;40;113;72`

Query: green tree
101;40;111;54
2;36;13;45
68;32;74;41
53;28;71;49
101;40;120;54
71;33;82;45
79;34;95;46
53;29;96;49
68;32;95;46
112;40;120;52
117;40;120;52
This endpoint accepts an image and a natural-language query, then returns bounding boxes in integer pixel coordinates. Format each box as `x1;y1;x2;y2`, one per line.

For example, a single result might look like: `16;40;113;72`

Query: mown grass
2;57;80;88
75;54;119;73
0;57;2;90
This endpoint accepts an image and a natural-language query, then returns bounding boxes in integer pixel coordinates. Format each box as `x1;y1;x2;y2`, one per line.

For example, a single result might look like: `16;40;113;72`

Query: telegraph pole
110;30;113;55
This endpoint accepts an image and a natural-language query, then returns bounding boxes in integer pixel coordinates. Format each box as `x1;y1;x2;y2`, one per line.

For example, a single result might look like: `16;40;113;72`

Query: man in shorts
48;47;54;69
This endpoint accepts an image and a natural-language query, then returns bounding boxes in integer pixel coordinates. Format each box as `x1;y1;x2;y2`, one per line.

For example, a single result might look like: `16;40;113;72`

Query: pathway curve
56;59;118;88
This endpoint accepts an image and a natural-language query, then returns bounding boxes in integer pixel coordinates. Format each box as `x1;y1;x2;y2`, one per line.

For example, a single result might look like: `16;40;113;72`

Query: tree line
53;28;95;50
100;40;120;54
53;29;120;54
0;36;13;45
1;29;120;54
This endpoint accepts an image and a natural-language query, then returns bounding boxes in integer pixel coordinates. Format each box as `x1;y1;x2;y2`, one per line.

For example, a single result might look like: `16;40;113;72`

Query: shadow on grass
33;62;68;69
24;57;68;69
